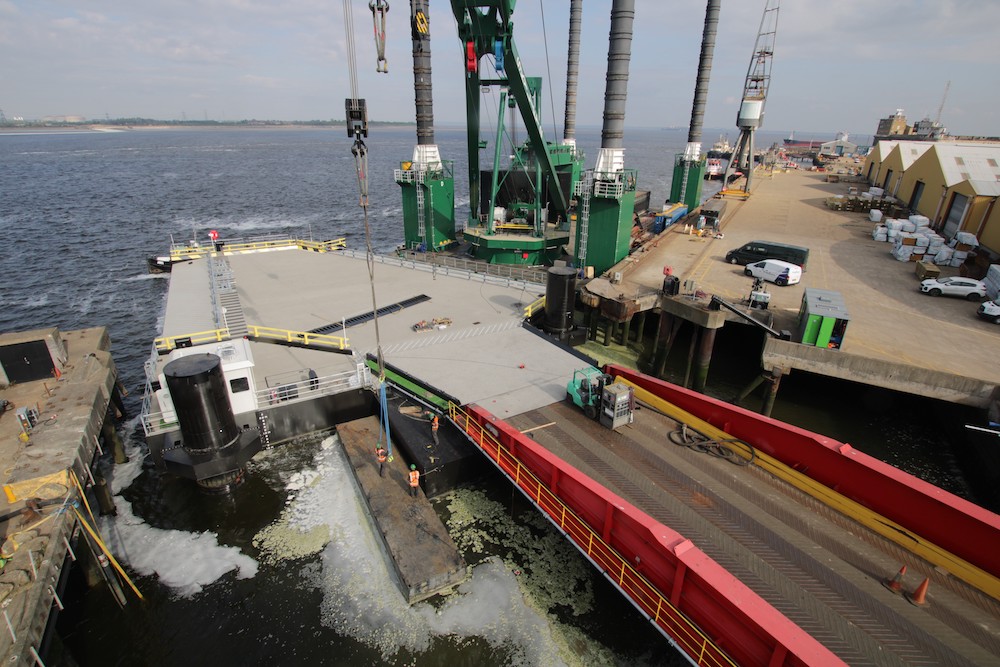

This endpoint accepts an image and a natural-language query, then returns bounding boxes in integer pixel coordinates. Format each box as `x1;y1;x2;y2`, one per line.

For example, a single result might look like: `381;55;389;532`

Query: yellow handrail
447;402;735;667
523;296;545;318
168;237;346;260
154;328;231;351
246;325;349;351
619;379;1000;602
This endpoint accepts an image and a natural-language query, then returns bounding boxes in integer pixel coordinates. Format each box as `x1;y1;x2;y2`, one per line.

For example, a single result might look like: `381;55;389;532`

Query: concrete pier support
634;310;646;346
762;369;784;417
692;326;717;393
102;418;129;464
683;324;699;388
621;317;632;348
653;315;683;379
588;307;600;341
737;372;768;404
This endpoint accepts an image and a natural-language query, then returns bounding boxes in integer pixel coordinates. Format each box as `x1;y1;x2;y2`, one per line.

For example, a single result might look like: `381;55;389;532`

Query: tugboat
704;157;725;179
706;134;732;159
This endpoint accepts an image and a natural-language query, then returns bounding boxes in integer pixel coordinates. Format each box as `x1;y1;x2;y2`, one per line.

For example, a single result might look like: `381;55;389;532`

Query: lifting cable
343;0;393;458
369;1;389;74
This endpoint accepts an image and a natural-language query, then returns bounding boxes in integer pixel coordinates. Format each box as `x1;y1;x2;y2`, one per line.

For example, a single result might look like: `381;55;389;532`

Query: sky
2;0;999;138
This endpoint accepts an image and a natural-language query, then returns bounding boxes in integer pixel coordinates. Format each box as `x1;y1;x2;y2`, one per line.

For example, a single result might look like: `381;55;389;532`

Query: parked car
919;277;987;301
977;299;1000;324
725;240;810;269
744;259;802;286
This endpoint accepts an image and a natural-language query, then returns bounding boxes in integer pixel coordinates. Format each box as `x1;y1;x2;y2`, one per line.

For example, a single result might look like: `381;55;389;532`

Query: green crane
450;0;582;265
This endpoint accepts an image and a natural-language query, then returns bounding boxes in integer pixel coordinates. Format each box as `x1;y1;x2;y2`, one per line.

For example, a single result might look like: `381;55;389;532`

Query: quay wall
763;338;996;408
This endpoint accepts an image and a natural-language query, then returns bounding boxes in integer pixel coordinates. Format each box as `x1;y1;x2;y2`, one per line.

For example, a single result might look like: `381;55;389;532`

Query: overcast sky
3;1;998;138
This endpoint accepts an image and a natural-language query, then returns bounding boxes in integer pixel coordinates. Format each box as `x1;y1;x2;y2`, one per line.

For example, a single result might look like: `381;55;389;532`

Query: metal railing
523;296;545;318
141;364;369;437
163;237;346;261
448;403;735;667
246;325;349;351
340;248;547;290
154;325;350;353
154;328;231;352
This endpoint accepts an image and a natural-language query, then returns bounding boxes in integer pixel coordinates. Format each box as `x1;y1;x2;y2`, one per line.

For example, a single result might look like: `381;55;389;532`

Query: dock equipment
796;288;849;349
449;0;581;266
722;0;780;195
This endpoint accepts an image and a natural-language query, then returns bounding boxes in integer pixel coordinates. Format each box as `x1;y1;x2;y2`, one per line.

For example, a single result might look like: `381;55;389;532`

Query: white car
919;277;987;301
743;259;801;286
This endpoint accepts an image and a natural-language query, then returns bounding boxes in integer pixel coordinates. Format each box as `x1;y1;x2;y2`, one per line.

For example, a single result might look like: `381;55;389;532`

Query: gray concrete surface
592;166;1000;404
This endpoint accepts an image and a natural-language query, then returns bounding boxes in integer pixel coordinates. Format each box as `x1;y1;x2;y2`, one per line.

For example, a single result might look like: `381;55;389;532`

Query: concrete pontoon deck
156;247;590;418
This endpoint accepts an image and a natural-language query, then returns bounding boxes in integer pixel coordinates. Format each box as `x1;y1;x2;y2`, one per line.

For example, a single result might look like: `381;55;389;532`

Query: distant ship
705;157;725;179
782;131;822;148
706;134;732;159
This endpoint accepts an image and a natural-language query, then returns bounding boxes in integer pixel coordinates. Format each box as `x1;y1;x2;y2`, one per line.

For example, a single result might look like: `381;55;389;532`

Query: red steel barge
449;363;1000;666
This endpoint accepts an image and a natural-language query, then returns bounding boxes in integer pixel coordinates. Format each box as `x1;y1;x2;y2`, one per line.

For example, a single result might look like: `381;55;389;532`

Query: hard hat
410;464;416;470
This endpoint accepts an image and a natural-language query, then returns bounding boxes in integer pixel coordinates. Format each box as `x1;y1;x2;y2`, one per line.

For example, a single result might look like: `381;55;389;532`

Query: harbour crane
722;0;779;197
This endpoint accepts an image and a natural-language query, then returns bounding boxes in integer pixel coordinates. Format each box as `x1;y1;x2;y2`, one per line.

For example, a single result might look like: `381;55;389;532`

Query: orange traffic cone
905;577;930;607
882;565;906;594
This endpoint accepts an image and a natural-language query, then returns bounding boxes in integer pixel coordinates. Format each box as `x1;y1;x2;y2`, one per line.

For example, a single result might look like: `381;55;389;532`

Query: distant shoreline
0;121;416;134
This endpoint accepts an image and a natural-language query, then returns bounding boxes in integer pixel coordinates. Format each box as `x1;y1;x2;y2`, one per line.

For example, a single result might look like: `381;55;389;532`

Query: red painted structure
458;403;844;667
607;364;1000;580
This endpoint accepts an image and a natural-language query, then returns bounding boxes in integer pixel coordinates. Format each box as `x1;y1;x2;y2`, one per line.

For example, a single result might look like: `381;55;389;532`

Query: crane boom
722;0;780;197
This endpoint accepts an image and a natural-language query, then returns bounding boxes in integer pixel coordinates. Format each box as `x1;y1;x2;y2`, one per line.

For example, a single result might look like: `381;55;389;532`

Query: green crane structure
394;0;457;254
450;0;582;266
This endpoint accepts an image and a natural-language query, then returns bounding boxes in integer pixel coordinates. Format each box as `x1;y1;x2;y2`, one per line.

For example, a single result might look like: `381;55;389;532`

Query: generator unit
600;382;634;430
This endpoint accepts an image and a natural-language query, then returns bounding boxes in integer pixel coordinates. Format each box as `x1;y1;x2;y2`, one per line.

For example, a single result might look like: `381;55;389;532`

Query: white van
744;259;802;286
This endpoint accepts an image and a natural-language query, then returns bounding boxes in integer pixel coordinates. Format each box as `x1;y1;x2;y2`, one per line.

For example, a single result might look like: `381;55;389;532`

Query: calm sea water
0;125;983;666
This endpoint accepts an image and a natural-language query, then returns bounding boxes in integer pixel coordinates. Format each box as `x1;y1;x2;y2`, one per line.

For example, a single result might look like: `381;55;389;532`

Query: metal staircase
208;254;248;337
415;169;428;248
574;174;593;269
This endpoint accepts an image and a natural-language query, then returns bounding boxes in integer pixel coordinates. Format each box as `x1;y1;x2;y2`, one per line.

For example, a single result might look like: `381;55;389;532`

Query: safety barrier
448;404;738;667
165;237;346;261
246;325;349;351
609;363;1000;599
522;296;545;319
154;328;231;352
452;402;844;667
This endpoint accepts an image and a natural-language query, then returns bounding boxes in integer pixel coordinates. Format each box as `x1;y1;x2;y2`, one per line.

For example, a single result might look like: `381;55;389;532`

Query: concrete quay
585;166;1000;408
0;327;124;666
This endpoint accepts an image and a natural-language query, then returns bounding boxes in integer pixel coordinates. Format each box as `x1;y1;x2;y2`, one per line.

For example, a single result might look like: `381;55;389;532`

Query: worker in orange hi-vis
375;445;388;477
431;414;439;445
408;464;420;498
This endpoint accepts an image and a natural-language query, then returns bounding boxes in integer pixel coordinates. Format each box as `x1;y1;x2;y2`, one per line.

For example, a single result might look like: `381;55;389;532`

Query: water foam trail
253;435;618;666
98;425;258;597
99;499;258;597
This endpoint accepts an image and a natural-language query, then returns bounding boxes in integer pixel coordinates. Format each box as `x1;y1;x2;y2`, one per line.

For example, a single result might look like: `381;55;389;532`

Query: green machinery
394;0;457;253
567;366;634;430
567;367;610;420
395;155;456;253
669;152;707;211
573;164;639;276
450;0;583;266
797;288;849;349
